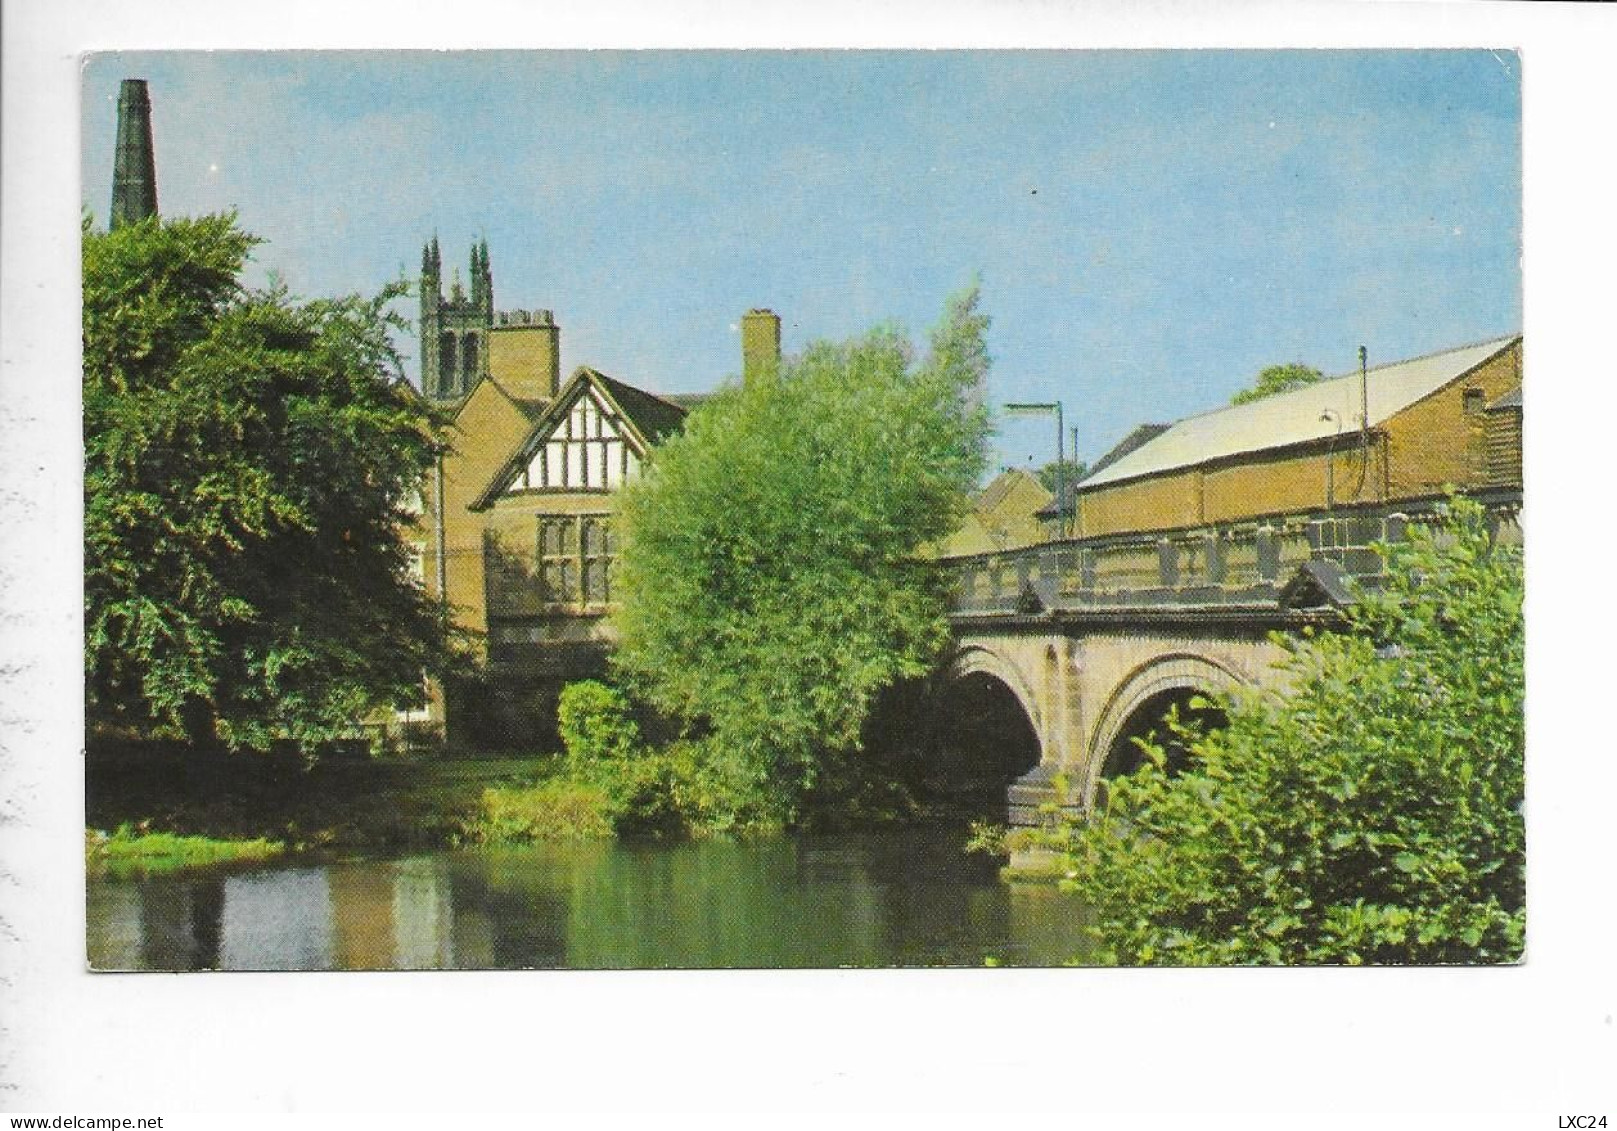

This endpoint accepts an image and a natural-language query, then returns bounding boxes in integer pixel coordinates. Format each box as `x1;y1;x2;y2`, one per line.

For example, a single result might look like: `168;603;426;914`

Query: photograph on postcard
80;50;1522;970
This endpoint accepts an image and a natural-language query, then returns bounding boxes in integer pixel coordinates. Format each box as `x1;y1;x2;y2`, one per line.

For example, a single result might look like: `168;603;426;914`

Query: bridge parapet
950;518;1314;617
946;494;1520;618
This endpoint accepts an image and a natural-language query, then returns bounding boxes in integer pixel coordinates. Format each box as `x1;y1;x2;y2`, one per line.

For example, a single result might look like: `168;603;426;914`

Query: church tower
420;237;494;402
110;79;158;230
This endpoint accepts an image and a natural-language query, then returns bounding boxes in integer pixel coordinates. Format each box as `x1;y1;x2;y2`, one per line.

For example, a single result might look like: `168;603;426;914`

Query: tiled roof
594;372;692;445
508;396;551;421
1488;386;1522;412
442;376;551;426
1079;335;1520;490
977;468;1046;512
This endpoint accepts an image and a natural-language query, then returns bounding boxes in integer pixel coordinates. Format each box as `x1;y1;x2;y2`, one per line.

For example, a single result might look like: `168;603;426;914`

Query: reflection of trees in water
86;834;1096;970
1006;882;1099;966
554;838;884;968
855;832;1011;966
139;878;225;970
555;833;1032;969
443;850;572;969
86;882;145;971
87;875;228;971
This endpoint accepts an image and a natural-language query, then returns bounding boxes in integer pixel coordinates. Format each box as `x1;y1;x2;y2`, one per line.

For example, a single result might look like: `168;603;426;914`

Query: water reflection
87;831;1093;971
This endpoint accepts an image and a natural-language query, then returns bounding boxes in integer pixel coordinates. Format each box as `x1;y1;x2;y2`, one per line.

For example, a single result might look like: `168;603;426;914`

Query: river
86;829;1094;970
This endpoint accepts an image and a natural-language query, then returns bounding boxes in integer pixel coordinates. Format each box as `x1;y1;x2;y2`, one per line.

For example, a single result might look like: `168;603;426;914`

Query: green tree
1054;496;1524;964
609;288;992;817
1034;458;1088;494
1231;362;1324;405
84;214;447;753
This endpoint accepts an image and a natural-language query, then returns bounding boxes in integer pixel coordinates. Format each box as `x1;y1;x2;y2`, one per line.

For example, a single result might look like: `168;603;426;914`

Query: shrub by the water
553;679;681;834
473;779;616;841
471;681;781;841
557;679;641;769
1049;496;1524;965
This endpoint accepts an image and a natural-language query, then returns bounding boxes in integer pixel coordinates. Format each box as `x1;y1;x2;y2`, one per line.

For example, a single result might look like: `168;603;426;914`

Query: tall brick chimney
111;79;158;230
488;308;562;403
741;308;781;385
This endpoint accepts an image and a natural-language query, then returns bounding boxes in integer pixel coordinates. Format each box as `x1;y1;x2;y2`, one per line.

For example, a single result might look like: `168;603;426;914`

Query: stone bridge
939;494;1521;824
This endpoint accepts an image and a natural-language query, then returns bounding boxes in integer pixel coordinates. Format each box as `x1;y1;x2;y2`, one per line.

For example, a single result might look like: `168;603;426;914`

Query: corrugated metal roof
1079;335;1520;490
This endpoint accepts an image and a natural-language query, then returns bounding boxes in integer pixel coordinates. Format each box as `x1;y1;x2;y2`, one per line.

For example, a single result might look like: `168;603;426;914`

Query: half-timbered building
405;246;777;746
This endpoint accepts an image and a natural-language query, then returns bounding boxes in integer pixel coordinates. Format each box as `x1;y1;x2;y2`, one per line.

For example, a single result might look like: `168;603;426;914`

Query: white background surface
2;0;1613;1116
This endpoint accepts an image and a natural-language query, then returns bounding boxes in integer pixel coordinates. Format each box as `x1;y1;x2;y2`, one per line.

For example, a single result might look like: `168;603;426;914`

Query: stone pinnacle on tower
471;238;493;314
110;79;159;230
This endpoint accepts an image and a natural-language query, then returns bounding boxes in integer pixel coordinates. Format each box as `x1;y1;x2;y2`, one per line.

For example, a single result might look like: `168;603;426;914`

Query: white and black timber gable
471;367;691;509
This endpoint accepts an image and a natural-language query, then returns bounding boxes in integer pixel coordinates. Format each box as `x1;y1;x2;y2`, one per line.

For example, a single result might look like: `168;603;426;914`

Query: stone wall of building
1080;444;1398;538
1078;466;1204;536
422;377;542;644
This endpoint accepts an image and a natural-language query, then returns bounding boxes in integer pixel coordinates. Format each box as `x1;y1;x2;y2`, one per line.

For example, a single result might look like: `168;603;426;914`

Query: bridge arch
947;644;1044;749
937;644;1048;797
1082;652;1246;807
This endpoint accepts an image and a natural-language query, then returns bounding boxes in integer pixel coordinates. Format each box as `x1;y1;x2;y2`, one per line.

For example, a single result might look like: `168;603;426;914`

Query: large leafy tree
1056;497;1524;964
610;289;992;813
84;214;447;753
1231;362;1324;405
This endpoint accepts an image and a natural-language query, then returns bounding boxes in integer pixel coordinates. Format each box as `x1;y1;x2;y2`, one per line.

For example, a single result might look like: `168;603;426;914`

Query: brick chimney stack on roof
741;309;781;386
488;307;561;402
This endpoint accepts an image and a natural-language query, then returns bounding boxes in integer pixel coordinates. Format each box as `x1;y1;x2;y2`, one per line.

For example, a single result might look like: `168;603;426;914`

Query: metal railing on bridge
945;494;1522;618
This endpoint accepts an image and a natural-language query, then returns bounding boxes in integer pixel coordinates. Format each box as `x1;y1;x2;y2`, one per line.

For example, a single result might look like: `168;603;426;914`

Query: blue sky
81;50;1520;473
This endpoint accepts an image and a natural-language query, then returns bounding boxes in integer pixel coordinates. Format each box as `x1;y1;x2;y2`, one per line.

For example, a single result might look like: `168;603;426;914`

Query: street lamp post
1005;400;1066;538
1319;409;1344;510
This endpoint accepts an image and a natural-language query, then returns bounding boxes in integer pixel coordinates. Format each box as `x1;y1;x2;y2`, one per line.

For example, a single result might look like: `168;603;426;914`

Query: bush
452;681;789;841
473;780;616;841
557;680;641;769
659;738;786;836
1052;497;1524;965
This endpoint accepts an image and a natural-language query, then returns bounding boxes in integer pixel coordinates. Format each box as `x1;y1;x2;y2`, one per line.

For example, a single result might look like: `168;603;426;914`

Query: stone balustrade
945;493;1521;618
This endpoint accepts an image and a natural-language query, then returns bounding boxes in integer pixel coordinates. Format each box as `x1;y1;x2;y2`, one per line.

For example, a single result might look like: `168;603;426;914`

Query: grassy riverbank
86;825;286;878
86;743;566;853
86;733;1004;866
